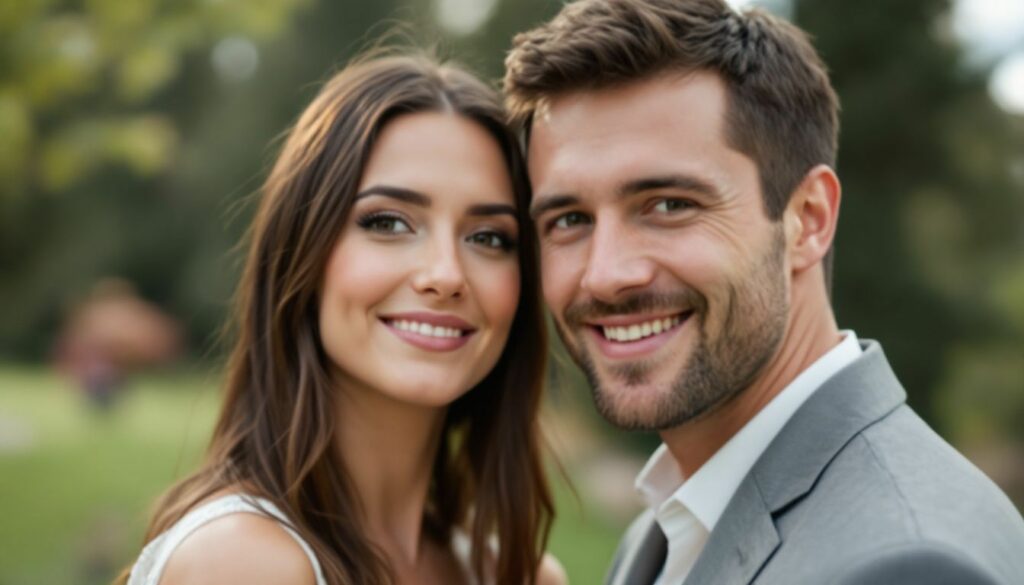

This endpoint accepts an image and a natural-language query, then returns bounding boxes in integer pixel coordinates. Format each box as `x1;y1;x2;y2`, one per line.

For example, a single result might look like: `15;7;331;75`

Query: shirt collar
635;330;862;531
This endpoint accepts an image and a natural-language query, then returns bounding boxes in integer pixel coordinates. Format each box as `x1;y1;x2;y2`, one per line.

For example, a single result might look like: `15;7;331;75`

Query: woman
121;51;564;585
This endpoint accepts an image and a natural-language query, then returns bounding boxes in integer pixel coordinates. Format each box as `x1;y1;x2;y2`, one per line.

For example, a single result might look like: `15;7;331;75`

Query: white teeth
601;314;685;343
389;320;464;338
627;324;641;341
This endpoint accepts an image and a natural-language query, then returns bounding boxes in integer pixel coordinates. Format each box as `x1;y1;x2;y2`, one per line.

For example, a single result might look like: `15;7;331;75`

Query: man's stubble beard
556;228;789;431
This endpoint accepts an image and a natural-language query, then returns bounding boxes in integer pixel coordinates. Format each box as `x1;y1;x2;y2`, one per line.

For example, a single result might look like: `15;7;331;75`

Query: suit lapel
682;477;779;585
681;341;907;584
609;517;667;585
751;341;906;511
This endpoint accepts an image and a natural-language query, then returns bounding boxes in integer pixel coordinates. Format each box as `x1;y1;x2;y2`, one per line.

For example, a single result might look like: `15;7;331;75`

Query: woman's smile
379;311;477;352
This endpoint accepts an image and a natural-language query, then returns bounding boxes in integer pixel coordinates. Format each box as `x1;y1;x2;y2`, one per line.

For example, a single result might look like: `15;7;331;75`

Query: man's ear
784;164;841;273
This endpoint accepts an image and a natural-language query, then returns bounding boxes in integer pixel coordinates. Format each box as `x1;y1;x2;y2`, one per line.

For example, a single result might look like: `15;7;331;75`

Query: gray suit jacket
605;341;1024;585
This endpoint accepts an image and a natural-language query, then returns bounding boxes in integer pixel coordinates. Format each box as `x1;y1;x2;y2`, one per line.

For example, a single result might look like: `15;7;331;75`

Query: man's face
529;71;791;431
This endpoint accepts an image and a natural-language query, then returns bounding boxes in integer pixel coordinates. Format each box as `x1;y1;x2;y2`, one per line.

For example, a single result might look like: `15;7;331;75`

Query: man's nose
579;218;656;303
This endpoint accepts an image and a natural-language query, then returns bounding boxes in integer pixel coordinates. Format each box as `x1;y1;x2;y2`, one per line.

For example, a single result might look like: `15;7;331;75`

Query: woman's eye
357;213;412;234
468;231;515;251
552;211;591;230
651;199;693;214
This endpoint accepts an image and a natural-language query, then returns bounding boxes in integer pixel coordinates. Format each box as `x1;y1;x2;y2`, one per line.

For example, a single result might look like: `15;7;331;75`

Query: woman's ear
784;164;841;274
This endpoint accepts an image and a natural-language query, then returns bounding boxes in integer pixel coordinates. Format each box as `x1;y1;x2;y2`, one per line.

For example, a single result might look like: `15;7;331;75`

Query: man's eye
552;211;591;230
467;231;516;251
651;199;693;214
356;212;412;234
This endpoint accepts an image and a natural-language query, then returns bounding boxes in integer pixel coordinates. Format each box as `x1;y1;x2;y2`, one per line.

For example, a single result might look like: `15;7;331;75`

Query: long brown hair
123;52;552;584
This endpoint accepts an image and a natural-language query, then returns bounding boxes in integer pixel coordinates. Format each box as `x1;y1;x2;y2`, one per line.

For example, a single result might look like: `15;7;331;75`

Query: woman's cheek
477;260;521;333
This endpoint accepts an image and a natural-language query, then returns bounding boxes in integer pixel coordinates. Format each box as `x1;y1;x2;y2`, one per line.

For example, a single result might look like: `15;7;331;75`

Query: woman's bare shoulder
159;512;317;585
537;552;569;585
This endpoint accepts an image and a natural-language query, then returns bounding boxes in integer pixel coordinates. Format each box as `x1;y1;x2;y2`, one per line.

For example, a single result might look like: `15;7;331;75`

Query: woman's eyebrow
354;185;431;206
356;187;517;220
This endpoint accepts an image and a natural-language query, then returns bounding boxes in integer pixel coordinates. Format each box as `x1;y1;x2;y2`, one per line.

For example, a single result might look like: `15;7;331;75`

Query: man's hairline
518;66;709;145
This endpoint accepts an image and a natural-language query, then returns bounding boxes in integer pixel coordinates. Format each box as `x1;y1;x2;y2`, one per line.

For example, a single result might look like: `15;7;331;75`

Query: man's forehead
533;71;725;125
528;72;731;169
528;72;732;170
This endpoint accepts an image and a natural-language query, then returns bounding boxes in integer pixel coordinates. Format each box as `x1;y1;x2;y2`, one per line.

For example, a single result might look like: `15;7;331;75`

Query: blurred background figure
53;278;182;411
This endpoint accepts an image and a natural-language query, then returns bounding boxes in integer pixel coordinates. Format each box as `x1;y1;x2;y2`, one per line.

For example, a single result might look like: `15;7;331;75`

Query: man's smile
582;311;694;359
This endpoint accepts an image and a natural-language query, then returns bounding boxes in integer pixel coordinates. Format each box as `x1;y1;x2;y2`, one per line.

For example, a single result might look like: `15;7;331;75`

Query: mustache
563;290;707;327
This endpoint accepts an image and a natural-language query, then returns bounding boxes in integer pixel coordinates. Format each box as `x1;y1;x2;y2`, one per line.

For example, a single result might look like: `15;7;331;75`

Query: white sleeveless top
127;494;327;585
127;493;484;585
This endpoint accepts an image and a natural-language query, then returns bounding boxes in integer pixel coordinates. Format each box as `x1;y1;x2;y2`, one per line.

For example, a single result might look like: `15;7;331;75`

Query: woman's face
319;111;521;407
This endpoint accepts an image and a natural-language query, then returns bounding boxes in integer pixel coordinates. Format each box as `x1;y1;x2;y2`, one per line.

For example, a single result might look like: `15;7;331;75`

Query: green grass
0;365;220;585
0;365;622;584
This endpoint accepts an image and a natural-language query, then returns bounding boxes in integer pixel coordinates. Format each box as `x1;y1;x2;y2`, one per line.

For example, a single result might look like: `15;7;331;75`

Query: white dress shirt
635;331;863;585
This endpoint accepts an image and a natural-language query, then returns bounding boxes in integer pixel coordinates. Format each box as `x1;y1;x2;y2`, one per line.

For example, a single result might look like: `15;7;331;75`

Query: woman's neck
332;379;448;566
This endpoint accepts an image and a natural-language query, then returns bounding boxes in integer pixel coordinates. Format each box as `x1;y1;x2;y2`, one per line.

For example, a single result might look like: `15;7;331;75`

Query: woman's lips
379;313;476;352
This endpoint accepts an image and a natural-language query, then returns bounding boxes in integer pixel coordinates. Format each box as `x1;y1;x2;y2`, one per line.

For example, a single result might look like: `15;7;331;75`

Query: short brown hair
504;0;839;222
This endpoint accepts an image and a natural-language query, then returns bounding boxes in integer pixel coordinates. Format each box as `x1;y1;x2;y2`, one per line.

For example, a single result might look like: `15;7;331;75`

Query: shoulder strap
451;529;477;585
451;529;504;585
128;494;328;585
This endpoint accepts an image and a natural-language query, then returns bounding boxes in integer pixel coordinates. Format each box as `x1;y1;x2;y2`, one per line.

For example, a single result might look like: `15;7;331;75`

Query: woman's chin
374;376;478;408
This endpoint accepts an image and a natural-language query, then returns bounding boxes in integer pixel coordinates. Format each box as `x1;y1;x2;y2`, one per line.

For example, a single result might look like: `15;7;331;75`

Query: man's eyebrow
354;185;430;206
529;175;720;219
529;194;579;220
619;175;721;200
468;203;517;218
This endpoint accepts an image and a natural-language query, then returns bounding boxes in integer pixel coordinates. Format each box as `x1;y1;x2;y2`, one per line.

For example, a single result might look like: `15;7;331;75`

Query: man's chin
590;380;683;431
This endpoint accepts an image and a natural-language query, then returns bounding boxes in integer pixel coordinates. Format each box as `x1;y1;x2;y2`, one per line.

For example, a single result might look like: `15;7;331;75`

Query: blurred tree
0;0;315;358
930;108;1024;500
795;0;1024;433
0;0;307;199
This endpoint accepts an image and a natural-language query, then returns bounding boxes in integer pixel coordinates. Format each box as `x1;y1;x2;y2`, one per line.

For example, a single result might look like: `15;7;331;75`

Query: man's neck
660;294;841;478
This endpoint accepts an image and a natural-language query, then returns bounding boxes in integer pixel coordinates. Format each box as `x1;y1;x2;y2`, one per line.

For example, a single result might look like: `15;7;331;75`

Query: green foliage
796;0;1024;440
0;0;308;198
938;343;1024;444
0;0;310;359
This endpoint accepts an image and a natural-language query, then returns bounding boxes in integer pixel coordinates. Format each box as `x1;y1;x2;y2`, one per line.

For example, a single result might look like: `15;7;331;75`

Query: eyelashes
547;211;592;233
468;230;518;251
542;197;699;236
355;211;517;252
355;211;411;234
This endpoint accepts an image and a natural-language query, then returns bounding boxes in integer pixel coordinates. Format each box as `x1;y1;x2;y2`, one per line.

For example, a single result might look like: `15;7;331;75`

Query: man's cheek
540;268;565;308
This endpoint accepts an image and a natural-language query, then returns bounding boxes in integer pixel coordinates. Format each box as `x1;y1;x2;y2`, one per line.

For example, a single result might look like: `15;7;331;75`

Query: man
504;0;1024;583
